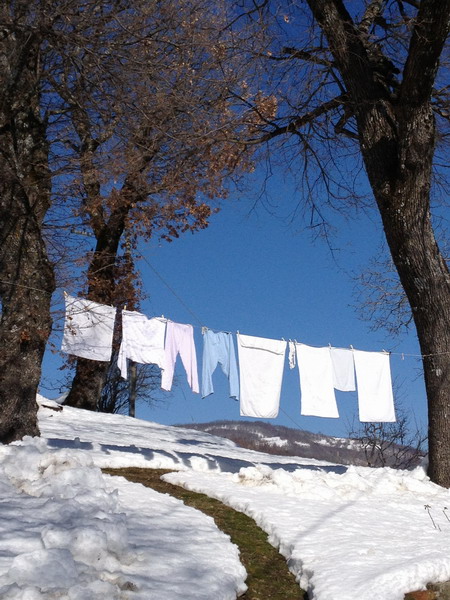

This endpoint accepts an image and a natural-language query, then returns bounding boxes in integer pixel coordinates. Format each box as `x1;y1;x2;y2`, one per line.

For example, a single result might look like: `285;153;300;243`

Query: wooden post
129;361;137;418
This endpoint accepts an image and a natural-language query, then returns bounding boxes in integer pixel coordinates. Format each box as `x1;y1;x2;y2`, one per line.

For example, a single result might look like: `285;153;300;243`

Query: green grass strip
104;467;306;600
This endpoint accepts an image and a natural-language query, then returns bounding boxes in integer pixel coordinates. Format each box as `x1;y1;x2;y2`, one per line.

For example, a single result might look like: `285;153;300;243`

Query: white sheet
237;334;286;418
61;294;116;362
330;347;356;392
353;350;396;422
296;344;339;418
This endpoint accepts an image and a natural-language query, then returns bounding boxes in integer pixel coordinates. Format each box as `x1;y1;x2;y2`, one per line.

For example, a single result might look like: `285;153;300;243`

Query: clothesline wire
138;261;450;360
139;254;204;328
1;276;449;361
279;407;306;430
0;279;53;296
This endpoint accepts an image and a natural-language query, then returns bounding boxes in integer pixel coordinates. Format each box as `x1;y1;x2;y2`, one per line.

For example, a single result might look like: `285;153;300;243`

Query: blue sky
42;171;427;439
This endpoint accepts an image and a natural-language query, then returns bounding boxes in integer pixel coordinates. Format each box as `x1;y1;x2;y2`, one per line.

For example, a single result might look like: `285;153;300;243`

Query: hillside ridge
176;420;367;466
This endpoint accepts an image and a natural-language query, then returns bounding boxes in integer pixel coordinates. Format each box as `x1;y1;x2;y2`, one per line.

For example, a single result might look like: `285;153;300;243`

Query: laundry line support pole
129;361;137;418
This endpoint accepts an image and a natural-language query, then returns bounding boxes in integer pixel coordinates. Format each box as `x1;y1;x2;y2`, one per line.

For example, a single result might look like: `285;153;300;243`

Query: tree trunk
0;34;55;442
304;0;450;485
370;105;450;487
64;215;126;410
352;90;450;487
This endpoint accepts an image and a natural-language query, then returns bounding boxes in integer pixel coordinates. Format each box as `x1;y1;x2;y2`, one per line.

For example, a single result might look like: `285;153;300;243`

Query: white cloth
237;334;286;418
288;341;296;369
118;310;166;380
161;321;199;393
61;294;116;362
330;347;356;392
353;350;396;422
296;344;339;418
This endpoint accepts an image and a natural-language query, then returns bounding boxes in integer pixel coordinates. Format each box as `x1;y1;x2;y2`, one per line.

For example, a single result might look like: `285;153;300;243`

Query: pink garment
161;321;199;393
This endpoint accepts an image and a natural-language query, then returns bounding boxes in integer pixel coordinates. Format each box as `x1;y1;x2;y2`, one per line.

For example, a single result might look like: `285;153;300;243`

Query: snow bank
0;437;131;599
0;434;247;599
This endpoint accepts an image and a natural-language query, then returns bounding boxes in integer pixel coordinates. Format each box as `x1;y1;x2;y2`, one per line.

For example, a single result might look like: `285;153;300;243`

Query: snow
261;436;289;447
1;397;449;599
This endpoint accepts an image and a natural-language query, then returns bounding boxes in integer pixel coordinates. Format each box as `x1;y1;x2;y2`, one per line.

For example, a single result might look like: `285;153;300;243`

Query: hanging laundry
161;321;199;393
61;294;116;362
118;310;166;380
295;344;339;418
237;333;286;418
353;350;396;422
202;329;239;400
330;347;356;392
288;341;296;369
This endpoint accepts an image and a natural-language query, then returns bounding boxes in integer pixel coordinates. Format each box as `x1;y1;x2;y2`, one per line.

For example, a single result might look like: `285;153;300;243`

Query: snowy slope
0;397;449;600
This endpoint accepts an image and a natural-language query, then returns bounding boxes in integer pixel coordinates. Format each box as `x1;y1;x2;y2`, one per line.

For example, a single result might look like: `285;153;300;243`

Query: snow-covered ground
1;396;450;600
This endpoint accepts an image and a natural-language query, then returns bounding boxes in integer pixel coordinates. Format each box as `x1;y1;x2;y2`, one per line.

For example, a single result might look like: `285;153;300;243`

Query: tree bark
0;32;55;442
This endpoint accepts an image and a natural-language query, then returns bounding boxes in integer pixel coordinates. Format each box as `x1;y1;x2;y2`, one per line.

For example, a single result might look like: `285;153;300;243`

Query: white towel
61;294;116;362
118;310;166;380
237;334;287;418
330;347;356;392
296;344;339;418
353;350;396;422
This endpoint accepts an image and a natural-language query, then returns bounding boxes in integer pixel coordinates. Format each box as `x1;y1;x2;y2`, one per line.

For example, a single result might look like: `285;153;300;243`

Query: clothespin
124;304;127;311
202;326;208;335
63;290;68;298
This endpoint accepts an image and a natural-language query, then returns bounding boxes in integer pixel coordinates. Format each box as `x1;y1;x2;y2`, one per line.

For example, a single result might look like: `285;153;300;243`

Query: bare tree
234;0;450;486
98;352;163;416
48;0;255;410
349;410;427;469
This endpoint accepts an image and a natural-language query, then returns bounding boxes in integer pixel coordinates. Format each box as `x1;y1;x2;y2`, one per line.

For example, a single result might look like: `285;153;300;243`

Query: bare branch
280;46;333;68
244;93;349;144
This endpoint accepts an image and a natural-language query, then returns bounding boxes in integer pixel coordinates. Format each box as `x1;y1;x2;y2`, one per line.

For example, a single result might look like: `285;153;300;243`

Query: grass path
104;467;306;600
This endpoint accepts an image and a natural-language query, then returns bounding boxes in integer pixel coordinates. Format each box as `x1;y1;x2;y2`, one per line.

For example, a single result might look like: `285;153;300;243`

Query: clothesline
1;275;448;360
61;294;397;423
63;291;389;358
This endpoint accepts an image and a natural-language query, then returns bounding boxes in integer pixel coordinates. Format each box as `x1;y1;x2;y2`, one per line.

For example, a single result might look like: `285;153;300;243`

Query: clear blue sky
42;171;427;439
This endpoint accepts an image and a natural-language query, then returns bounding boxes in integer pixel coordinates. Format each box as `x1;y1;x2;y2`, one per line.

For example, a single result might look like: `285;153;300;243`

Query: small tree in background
349;410;427;470
98;353;164;416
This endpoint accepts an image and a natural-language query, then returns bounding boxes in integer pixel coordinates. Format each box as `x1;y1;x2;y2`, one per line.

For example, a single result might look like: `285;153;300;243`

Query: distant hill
176;420;425;468
176;420;368;466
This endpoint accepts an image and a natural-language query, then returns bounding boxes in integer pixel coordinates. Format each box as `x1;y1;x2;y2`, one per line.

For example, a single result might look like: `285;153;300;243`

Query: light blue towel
202;329;239;400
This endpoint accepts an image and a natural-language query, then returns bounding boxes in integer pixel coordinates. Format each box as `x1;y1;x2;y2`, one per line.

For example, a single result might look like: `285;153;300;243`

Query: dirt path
104;467;306;600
